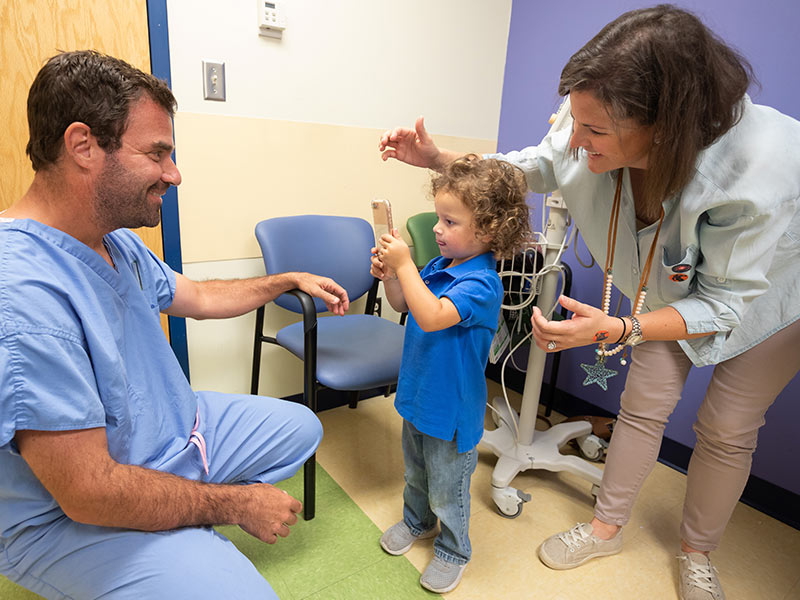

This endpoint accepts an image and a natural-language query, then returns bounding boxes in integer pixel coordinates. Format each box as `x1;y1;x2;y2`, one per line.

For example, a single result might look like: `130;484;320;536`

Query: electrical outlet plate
202;61;225;101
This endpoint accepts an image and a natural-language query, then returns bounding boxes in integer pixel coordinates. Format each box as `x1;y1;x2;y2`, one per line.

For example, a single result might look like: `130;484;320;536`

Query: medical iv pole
479;99;604;517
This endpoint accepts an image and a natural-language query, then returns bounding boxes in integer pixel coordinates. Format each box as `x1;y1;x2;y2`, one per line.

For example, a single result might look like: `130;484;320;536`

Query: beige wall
175;113;498;263
179;123;497;398
166;0;512;396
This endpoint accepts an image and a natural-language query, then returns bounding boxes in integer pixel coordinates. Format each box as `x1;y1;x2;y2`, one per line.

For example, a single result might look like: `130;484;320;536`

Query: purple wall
498;0;799;494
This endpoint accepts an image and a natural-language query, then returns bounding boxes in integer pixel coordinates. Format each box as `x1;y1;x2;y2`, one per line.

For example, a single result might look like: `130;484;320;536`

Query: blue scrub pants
1;393;322;600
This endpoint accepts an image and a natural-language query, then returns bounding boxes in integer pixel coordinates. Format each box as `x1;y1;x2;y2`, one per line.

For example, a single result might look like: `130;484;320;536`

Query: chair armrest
284;289;318;412
285;289;318;333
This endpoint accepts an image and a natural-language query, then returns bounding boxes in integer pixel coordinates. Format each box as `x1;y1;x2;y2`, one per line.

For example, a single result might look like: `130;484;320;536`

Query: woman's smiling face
568;89;655;173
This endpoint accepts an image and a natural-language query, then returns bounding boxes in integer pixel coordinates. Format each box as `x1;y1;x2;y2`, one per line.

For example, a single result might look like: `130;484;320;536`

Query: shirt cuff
669;296;739;335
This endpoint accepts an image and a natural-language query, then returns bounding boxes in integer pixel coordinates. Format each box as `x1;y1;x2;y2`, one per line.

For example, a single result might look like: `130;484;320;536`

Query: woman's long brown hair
559;4;754;214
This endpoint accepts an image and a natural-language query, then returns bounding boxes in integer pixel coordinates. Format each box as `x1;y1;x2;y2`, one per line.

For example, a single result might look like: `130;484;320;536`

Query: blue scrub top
394;253;503;453
0;219;198;541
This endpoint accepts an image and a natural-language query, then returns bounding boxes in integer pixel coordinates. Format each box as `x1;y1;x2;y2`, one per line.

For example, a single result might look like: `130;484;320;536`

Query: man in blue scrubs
0;50;349;599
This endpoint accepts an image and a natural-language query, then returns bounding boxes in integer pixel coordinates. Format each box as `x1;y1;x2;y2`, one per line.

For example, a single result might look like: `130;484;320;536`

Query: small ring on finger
547;340;557;351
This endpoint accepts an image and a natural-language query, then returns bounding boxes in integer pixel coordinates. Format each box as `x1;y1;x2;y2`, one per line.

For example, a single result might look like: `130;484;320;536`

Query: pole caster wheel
576;433;607;462
491;486;531;519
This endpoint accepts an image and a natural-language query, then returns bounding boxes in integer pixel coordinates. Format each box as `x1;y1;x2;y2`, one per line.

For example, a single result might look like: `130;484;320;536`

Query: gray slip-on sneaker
538;522;622;570
380;520;437;556
678;551;726;600
420;556;467;594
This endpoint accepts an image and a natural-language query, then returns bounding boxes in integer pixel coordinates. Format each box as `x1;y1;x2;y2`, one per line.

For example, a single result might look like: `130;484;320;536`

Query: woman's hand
378;117;443;168
530;295;622;352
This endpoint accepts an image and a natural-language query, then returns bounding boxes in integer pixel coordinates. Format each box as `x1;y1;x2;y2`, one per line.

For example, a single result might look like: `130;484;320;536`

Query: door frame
147;0;190;380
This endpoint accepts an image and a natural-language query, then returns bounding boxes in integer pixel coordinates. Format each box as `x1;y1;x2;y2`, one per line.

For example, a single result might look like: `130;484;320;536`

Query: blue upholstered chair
251;215;405;519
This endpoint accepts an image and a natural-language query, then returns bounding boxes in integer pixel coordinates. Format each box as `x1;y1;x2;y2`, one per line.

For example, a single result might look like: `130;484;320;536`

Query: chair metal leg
302;379;319;520
348;390;359;409
251;306;266;395
301;306;318;520
303;454;315;520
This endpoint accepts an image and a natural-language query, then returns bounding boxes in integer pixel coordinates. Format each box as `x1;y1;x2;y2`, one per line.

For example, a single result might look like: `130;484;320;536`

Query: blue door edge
146;0;190;381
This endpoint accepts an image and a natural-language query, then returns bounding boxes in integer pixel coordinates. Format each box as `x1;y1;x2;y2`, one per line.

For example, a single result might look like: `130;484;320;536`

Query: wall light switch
202;61;226;101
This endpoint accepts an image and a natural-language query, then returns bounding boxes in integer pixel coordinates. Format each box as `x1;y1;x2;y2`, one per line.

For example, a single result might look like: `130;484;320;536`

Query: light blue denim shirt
488;96;800;367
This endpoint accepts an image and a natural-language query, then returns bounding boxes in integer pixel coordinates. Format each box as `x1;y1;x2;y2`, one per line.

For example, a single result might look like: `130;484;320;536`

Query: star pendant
580;358;618;391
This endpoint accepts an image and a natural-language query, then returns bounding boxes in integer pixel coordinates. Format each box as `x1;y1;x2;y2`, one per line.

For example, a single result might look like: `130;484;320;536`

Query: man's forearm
66;461;250;531
167;271;348;320
69;460;300;543
17;427;297;542
166;272;300;320
183;274;298;320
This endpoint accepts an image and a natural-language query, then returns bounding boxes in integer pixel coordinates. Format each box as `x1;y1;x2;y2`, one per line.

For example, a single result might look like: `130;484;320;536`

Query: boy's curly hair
431;154;531;259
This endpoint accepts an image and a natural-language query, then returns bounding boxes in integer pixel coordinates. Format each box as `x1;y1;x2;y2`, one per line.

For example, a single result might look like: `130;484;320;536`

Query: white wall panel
167;0;512;139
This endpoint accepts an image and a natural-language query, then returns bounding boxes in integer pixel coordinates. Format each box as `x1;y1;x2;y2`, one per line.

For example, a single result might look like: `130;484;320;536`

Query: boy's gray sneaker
420;556;466;594
678;551;726;600
538;522;623;570
380;521;437;556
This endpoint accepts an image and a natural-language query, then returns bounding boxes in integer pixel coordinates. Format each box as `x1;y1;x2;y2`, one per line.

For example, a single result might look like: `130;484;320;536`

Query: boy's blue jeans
401;420;478;565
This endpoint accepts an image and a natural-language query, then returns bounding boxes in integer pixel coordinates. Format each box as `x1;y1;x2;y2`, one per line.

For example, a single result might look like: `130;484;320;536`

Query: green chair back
406;212;440;269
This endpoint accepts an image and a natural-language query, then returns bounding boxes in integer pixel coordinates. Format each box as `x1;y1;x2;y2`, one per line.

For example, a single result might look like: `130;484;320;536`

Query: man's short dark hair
26;50;177;171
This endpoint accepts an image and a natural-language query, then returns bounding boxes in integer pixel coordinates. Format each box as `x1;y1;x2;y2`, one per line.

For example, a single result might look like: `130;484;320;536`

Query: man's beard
94;153;164;231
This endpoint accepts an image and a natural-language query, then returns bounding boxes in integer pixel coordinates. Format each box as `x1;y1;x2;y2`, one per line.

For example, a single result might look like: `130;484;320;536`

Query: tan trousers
594;318;800;551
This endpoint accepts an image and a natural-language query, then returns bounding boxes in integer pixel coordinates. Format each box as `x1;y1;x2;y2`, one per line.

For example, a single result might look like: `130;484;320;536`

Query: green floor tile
1;466;426;600
274;461;341;500
218;465;432;599
0;575;40;600
304;558;435;600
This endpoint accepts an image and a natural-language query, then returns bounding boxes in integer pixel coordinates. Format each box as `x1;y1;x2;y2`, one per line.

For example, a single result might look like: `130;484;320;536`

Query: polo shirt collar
430;251;496;278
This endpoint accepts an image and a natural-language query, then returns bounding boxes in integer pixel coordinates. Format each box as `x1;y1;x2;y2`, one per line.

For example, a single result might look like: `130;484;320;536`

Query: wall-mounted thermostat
258;0;286;39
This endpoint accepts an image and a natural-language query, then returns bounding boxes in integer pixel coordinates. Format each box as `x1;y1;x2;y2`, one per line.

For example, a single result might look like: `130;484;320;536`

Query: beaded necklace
580;170;665;390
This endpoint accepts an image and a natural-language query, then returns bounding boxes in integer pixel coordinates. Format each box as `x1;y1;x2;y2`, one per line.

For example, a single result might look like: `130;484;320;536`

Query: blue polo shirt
394;252;502;453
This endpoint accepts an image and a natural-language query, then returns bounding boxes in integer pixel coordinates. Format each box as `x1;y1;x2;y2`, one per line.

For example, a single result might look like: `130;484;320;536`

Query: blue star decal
580;359;618;391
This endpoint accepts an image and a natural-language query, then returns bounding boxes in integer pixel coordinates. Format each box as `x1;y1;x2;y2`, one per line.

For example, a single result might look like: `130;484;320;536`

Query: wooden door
0;0;170;337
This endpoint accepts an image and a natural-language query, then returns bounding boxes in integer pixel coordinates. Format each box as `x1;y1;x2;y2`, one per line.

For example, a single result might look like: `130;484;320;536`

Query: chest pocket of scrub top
656;244;698;304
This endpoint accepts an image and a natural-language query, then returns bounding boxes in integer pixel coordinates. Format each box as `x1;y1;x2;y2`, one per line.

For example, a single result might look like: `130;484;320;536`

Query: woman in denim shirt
378;6;799;600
